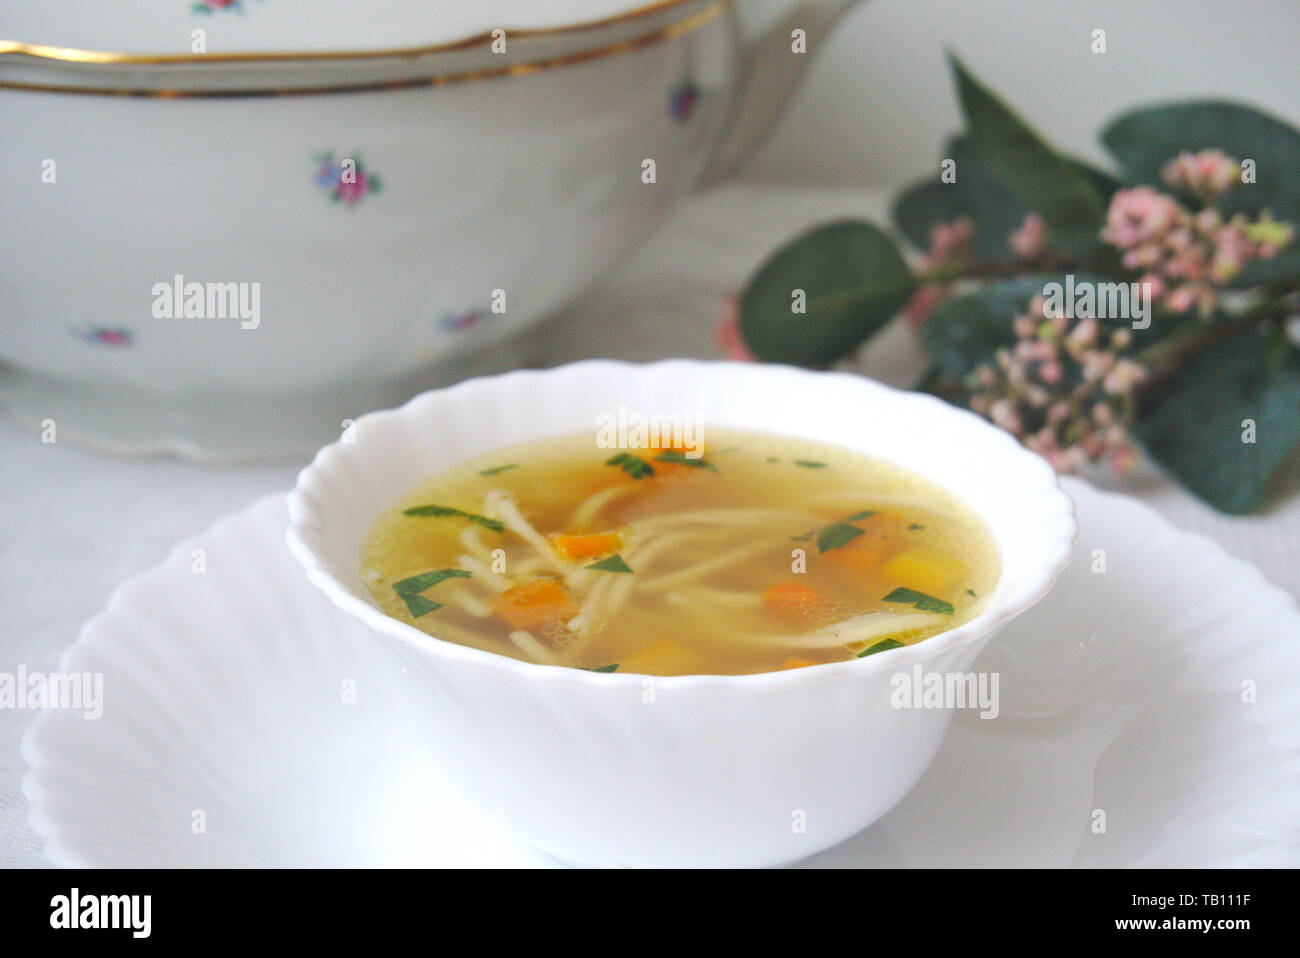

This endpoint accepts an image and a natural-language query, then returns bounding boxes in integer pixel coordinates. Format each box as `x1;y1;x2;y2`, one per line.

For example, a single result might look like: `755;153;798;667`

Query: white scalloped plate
22;479;1300;866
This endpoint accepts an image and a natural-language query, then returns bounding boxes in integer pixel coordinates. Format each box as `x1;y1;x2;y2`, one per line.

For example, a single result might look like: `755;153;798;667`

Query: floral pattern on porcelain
314;152;383;206
438;309;492;333
669;80;700;124
71;326;133;347
192;0;254;14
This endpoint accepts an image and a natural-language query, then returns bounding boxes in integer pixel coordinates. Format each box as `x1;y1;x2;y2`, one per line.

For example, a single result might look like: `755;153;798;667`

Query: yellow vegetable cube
880;548;966;595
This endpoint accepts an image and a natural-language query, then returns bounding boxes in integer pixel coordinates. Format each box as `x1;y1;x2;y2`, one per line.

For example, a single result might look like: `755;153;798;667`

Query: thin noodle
679;586;763;609
484;491;571;574
456;554;509;592
508;629;561;665
445;588;493;618
629;508;821;532
570;483;641;526
638;534;787;592
737;612;942;648
458;524;493;562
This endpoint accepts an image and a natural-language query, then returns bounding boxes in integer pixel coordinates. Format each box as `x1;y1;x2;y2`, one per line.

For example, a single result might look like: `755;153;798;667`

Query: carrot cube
552;532;623;560
762;580;828;617
492;578;575;630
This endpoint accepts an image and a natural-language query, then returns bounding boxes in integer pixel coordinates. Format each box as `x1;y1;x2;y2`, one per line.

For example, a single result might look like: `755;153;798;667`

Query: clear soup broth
361;429;999;676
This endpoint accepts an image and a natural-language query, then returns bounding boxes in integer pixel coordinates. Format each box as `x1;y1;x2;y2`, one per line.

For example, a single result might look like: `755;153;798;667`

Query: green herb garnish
817;521;864;553
965;589;977;597
392;568;472;617
907;523;925;531
858;638;904;657
793;460;827;469
654;449;717;472
402;504;504;532
808;510;877;552
586;554;633;573
478;464;518;476
585;664;620;673
606;452;655;480
882;587;954;615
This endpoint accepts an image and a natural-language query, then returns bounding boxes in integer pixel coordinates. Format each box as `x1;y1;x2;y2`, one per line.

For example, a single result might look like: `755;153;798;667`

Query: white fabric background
3;184;1298;866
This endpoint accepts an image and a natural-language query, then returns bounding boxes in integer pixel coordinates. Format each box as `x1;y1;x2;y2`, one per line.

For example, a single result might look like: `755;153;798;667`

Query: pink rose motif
313;151;383;207
335;170;370;206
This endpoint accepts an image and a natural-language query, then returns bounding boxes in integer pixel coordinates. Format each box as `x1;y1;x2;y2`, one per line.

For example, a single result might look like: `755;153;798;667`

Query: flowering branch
728;57;1300;514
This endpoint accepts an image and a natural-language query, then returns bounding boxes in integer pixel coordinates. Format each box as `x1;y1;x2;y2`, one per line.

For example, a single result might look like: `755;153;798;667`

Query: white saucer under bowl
22;480;1300;866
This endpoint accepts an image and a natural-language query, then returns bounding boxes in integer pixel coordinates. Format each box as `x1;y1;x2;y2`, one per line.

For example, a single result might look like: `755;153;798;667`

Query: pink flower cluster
966;295;1148;476
901;218;975;327
1101;185;1292;316
1160;149;1243;203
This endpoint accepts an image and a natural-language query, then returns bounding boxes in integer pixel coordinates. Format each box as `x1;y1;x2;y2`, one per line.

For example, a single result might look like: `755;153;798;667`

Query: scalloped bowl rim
285;359;1078;689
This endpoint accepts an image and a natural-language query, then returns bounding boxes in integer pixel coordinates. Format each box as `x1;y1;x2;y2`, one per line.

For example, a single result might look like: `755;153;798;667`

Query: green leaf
792;460;827;469
606;452;654;480
586;554;634;573
858;638;904;657
402;504;504;532
922;276;1051;377
845;510;876;521
738;220;915;366
948;55;1108;257
1135;326;1300;514
585;664;620;673
817;520;864;554
1101;101;1300;221
392;568;472;617
893;137;1121;260
478;464;518;476
882;587;955;615
654;449;717;472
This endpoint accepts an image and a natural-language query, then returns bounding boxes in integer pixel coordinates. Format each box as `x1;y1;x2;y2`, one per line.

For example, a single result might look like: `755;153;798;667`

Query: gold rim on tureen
0;0;728;97
0;0;712;65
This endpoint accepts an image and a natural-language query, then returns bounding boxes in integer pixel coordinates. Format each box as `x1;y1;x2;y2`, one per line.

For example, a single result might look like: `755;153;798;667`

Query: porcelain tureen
0;0;865;457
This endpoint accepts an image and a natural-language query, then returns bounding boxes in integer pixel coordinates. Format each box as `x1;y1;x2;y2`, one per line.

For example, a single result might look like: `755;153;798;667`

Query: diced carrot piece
762;580;827;617
552;531;623;560
620;639;706;676
823;541;891;574
492;578;576;630
777;657;819;671
880;548;966;595
626;438;706;478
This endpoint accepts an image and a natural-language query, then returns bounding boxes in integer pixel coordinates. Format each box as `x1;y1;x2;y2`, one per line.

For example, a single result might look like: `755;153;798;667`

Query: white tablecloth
2;183;1297;867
